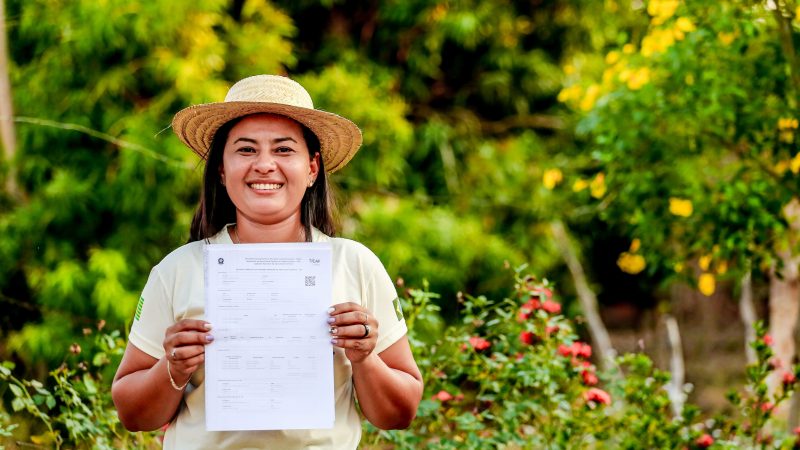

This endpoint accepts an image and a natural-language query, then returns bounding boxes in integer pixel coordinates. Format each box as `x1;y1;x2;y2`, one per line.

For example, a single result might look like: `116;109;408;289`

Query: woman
112;75;423;449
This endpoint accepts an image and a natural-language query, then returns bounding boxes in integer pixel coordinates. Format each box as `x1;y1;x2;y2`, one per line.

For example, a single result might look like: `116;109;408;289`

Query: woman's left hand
328;302;379;363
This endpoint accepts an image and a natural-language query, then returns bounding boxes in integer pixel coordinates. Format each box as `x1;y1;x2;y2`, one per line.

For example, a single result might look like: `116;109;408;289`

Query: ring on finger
171;348;177;360
362;324;370;338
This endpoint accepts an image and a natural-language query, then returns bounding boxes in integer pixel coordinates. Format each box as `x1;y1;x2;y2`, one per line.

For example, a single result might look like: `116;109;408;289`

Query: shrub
1;269;798;449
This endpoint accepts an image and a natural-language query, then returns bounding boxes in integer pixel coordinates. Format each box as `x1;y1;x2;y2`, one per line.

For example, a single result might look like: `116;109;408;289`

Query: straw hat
172;75;362;173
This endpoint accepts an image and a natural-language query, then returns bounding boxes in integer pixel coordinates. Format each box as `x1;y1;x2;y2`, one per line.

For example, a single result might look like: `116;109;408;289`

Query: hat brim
172;101;362;173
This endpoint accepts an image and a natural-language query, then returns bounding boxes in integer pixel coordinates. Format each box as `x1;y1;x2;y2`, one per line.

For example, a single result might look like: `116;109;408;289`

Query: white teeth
250;183;282;190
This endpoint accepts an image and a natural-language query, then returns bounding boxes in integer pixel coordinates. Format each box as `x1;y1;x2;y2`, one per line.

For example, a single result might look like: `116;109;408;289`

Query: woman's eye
275;146;295;154
237;147;256;153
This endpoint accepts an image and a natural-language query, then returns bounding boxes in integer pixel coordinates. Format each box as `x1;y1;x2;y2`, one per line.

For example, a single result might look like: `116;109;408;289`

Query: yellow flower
669;197;693;217
776;160;790;175
698;254;712;271
674;262;685;273
718;32;736;46
698;273;716;296
627;67;651;90
605;51;621;65
778;118;799;130
630;238;641;252
642;28;676;57
543;168;563;190
675;17;696;32
622;43;636;54
684;74;694;85
791;153;800;173
716;261;728;275
557;84;582;103
648;0;680;25
579;84;601;111
573;179;589;192
617;252;646;274
590;173;606;198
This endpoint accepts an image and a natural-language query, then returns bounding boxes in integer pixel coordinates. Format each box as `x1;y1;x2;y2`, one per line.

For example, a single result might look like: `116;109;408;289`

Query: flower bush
362;269;800;449
1;269;799;449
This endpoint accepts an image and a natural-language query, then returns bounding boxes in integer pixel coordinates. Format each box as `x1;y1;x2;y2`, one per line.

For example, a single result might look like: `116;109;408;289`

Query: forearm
111;358;186;431
351;353;423;430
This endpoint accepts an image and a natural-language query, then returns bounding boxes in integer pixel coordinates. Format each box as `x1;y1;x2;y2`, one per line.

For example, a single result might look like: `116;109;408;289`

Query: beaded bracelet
167;360;190;390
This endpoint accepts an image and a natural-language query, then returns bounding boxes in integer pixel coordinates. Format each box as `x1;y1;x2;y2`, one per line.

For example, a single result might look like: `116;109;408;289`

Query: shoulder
152;240;206;278
328;236;384;268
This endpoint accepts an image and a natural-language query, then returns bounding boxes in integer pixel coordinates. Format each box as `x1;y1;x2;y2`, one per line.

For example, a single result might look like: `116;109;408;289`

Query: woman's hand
163;320;214;384
328;302;378;363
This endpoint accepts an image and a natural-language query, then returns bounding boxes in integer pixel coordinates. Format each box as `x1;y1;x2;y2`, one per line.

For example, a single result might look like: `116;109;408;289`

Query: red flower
572;342;592;359
469;336;491;351
583;388;611;405
517;309;531;322
695;433;713;448
581;370;598;386
541;300;562;314
432;390;453;402
558;344;572;357
783;371;797;386
526;299;542;310
545;325;559;335
760;402;773;413
763;334;774;346
520;331;536;346
769;357;783;370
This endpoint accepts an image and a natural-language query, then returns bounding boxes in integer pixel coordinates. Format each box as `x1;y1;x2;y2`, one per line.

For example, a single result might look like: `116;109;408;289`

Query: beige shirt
129;225;407;449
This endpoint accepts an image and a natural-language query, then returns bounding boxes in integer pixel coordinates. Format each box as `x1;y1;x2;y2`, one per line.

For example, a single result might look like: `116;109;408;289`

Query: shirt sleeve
364;254;407;355
128;266;173;359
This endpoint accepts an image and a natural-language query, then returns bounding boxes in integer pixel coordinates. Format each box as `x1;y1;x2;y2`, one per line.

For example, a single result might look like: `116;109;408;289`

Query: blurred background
1;0;800;440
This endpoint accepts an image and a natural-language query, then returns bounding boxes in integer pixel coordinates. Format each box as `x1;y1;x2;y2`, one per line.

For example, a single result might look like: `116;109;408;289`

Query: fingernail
327;317;335;324
206;335;214;342
329;327;338;335
204;323;212;330
327;307;335;314
331;338;338;345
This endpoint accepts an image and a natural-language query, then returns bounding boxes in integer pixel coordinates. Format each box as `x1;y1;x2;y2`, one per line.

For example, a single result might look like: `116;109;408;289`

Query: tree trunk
550;220;616;371
740;271;757;365
769;199;800;420
0;0;19;199
663;314;686;416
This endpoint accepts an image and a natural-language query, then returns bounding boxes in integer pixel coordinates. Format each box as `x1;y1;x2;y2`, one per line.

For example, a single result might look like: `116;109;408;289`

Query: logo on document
308;258;320;265
217;257;224;265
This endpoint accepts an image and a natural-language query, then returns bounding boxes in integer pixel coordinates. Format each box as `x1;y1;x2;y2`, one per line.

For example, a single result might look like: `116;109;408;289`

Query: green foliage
0;327;159;449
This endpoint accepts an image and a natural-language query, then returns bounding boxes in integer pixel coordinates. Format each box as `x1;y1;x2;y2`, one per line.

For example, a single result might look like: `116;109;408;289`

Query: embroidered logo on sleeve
134;296;145;321
392;297;404;321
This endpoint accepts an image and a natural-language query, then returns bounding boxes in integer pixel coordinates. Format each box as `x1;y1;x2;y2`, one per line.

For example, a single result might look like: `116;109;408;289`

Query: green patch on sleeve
134;296;144;321
392;297;404;321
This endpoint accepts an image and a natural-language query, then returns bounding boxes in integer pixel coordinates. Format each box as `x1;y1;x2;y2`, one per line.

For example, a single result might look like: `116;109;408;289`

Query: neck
230;214;307;243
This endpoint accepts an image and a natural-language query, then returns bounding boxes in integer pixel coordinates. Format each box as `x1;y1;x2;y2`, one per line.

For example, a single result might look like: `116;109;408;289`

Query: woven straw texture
172;75;362;173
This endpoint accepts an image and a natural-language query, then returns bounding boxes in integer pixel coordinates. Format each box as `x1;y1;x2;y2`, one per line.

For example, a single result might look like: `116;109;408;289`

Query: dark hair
188;115;337;242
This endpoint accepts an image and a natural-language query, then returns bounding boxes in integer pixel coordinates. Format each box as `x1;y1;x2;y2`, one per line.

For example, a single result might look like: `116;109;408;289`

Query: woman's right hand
163;320;214;384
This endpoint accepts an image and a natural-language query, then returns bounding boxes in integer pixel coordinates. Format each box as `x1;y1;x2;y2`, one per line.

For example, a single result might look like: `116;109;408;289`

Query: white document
204;243;334;431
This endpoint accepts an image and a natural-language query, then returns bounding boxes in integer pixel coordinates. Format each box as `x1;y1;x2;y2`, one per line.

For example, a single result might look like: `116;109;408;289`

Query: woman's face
220;114;319;227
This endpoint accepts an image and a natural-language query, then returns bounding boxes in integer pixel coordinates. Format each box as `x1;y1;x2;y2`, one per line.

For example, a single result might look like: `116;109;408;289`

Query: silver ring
171;348;177;360
362;324;370;338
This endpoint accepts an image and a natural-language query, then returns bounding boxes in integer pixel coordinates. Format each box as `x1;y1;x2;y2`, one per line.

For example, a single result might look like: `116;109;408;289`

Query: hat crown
224;75;314;109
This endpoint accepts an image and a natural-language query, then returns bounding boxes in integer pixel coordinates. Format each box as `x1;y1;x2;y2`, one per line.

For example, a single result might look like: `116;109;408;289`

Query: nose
252;151;277;173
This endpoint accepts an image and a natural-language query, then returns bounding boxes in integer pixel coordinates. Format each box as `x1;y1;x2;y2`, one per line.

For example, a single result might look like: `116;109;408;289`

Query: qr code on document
305;276;316;287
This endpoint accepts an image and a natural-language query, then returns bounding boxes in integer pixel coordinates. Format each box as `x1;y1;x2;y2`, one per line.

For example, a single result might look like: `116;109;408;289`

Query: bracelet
167;360;190;391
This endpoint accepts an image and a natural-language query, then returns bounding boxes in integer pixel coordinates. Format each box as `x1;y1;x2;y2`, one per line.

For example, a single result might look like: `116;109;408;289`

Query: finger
173;354;205;372
328;302;364;315
167;319;212;335
168;331;215;348
170;344;206;361
331;323;379;340
328;311;372;326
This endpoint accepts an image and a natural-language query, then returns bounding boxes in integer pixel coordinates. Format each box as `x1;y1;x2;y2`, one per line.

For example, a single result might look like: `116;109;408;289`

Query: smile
249;183;283;191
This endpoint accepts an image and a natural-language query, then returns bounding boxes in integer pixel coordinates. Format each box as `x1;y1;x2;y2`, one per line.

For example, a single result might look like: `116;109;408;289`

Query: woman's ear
218;164;226;186
308;152;320;183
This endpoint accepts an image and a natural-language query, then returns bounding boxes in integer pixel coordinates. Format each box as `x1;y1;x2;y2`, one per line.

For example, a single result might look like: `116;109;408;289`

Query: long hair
188;116;337;242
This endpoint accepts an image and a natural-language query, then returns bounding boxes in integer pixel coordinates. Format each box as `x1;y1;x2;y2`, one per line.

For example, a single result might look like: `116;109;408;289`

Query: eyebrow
232;137;298;145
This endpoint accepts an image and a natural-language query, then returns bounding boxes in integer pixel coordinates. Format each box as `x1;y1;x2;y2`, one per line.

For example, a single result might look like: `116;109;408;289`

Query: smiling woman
110;75;423;450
